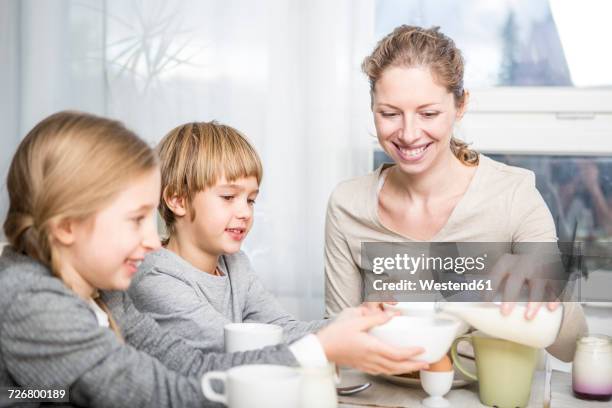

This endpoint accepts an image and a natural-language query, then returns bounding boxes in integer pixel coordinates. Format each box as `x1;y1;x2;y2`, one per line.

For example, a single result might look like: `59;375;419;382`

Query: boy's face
189;175;259;256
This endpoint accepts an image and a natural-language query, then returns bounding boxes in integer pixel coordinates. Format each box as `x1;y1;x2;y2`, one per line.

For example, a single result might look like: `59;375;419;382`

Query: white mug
201;364;301;408
224;323;283;353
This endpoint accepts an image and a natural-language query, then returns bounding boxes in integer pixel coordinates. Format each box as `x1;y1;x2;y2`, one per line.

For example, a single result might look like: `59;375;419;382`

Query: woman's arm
510;173;558;243
508;173;588;361
546;301;588;362
324;195;363;316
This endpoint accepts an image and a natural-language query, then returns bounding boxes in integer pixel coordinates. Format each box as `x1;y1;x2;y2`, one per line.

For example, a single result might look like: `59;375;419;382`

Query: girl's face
188;175;258;257
66;169;161;292
372;66;466;176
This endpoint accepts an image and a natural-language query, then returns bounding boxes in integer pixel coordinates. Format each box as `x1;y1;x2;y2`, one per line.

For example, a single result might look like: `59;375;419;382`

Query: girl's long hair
3;110;157;338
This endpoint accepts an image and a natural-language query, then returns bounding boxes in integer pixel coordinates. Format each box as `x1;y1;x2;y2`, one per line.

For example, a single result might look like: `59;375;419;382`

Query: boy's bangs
198;138;263;187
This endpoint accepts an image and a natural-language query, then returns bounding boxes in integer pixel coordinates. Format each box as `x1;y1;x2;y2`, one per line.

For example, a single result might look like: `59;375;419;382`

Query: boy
129;122;329;351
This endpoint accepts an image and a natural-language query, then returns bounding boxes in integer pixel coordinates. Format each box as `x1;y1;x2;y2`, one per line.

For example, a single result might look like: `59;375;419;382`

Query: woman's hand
486;252;563;320
316;307;428;375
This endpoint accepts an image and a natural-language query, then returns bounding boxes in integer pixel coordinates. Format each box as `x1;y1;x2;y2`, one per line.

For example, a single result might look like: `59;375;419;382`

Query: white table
337;369;609;407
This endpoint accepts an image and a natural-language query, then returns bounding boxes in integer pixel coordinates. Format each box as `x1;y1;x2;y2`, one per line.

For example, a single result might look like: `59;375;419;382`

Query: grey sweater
128;249;329;352
0;247;297;408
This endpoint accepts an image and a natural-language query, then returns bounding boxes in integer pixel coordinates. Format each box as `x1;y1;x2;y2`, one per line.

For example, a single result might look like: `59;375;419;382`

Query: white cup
224;323;283;353
201;364;301;408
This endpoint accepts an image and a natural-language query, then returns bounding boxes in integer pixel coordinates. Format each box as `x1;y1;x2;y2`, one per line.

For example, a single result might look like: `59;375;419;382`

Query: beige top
324;155;587;361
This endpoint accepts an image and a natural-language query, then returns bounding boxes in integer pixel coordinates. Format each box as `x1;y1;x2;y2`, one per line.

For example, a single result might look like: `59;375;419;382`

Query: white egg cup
420;370;454;408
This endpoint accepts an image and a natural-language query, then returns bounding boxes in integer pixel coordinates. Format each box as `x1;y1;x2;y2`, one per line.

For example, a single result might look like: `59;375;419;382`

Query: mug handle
201;371;228;405
450;335;478;382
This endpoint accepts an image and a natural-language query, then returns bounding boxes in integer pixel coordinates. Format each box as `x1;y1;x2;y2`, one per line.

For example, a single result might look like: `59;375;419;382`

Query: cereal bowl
369;316;461;363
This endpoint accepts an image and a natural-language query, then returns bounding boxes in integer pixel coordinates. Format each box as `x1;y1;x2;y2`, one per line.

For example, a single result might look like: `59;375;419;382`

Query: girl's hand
316;307;428;375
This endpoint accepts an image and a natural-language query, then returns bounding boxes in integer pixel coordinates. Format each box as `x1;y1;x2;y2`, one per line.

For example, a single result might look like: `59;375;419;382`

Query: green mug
451;332;538;408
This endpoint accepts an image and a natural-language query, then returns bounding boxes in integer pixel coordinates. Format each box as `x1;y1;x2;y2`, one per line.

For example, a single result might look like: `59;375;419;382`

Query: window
374;0;612;150
376;0;612;89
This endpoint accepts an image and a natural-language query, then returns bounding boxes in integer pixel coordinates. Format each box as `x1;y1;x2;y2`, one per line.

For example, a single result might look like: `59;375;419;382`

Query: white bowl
384;302;470;336
369;316;461;363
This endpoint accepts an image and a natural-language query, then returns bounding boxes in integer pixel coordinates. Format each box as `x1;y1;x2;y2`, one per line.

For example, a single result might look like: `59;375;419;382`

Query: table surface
337;369;610;407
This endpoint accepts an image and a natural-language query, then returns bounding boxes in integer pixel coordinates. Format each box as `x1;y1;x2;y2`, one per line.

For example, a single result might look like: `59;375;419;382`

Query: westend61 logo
371;253;488;275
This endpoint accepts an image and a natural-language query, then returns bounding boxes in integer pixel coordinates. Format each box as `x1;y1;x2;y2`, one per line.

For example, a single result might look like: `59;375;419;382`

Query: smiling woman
324;25;588;363
363;26;478;171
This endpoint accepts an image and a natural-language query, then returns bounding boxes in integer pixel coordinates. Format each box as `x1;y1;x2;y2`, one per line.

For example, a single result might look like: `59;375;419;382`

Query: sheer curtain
1;0;376;318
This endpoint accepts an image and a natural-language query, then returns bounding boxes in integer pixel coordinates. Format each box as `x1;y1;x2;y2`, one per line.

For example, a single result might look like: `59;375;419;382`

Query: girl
0;111;426;407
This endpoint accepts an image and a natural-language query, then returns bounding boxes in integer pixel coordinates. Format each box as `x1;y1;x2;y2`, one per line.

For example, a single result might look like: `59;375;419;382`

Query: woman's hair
362;25;478;166
157;121;263;240
3;111;157;337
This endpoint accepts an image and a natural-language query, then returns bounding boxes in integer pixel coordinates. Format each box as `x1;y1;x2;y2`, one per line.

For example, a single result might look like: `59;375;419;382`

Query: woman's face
372;66;466;176
66;168;162;292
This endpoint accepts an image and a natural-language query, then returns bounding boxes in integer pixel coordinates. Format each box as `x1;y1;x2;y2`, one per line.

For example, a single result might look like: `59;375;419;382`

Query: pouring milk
438;302;563;348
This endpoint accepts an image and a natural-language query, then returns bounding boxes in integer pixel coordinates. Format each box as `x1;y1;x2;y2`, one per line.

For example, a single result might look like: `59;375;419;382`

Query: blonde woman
0;111;427;407
324;25;587;362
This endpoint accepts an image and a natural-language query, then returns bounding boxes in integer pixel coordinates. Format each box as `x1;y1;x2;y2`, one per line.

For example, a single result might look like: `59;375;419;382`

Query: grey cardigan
129;249;328;352
0;247;297;407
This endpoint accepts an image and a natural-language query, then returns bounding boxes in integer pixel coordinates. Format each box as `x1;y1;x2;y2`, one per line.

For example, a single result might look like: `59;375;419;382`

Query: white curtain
1;0;376;319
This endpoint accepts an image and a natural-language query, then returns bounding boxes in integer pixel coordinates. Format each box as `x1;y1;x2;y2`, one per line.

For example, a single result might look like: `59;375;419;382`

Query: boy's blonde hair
157;121;263;239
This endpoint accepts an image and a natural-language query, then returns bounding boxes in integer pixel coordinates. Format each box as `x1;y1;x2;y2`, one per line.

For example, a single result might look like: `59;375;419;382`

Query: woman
324;25;587;362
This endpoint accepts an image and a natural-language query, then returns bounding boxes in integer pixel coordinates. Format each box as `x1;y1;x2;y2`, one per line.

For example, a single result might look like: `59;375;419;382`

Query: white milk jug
438;302;563;348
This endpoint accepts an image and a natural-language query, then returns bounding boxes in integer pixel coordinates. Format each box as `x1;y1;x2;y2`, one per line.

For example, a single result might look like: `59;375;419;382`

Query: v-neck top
375;161;481;241
323;155;591;362
324;154;557;314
